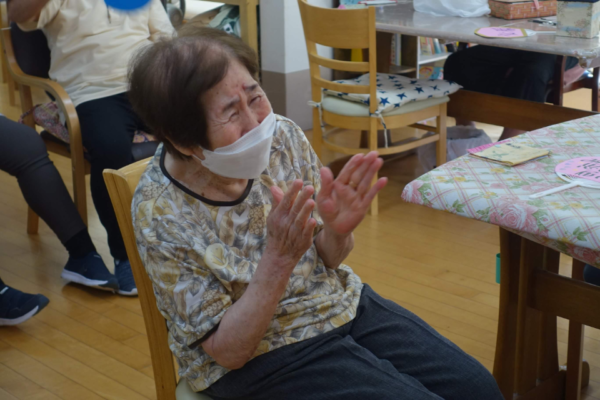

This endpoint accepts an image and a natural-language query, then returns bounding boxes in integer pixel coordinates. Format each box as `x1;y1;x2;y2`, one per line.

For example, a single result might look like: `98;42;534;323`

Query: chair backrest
9;21;51;78
297;0;378;115
104;159;178;400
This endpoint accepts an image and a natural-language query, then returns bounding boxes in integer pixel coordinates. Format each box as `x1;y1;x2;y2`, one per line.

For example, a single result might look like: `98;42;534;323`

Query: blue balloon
105;0;151;11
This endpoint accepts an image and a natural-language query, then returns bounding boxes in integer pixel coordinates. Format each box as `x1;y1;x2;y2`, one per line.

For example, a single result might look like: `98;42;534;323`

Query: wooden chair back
297;0;378;115
549;55;600;112
103;159;178;400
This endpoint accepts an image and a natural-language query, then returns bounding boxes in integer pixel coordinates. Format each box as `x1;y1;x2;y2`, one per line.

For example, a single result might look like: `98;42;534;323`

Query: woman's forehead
209;69;258;103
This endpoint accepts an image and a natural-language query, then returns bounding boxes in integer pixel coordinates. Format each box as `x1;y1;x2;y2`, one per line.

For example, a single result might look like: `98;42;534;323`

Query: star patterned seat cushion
323;73;461;114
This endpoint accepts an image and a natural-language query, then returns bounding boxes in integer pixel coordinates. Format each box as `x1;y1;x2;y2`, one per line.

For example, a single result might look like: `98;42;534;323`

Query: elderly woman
129;28;502;400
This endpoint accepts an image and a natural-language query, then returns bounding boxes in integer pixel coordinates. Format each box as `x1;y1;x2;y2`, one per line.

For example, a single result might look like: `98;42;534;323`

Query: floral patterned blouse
132;115;363;392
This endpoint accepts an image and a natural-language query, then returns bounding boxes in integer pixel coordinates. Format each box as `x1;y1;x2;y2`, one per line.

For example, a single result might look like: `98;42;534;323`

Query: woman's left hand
316;152;387;236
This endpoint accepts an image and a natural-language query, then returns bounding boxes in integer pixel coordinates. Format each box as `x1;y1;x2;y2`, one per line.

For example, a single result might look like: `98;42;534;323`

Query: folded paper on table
468;139;512;154
470;142;550;166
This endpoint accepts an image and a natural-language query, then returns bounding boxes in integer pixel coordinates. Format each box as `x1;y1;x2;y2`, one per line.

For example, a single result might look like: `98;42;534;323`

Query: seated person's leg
444;45;514;96
444;47;570;140
205;285;502;400
205;323;447;400
0;277;49;326
445;46;516;137
584;264;600;286
76;93;141;296
348;285;503;400
0;116;118;293
497;52;561;140
503;51;558;103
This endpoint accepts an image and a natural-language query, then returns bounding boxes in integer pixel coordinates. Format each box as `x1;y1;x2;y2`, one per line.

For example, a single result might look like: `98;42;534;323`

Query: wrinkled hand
317;152;387;236
265;180;317;269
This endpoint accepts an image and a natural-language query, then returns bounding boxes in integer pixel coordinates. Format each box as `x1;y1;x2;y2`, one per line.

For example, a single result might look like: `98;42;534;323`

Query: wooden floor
1;78;600;400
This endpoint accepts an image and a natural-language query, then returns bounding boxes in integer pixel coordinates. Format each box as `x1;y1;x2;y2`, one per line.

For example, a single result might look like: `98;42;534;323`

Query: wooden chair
104;159;213;400
298;0;447;215
1;22;158;233
2;22;88;232
548;55;600;112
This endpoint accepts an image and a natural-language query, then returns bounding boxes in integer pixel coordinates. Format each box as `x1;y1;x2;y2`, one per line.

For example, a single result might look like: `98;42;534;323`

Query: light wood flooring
1;77;600;399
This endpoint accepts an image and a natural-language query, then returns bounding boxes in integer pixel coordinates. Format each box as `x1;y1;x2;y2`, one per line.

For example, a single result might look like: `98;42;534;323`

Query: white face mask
193;112;276;179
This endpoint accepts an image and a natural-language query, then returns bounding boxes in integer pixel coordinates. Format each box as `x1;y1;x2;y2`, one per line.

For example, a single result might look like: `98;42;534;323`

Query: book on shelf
419;66;443;80
433;39;442;54
419;37;432;56
420;37;451;57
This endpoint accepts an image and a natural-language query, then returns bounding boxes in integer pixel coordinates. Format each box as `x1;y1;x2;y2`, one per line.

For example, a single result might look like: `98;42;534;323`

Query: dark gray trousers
203;285;503;400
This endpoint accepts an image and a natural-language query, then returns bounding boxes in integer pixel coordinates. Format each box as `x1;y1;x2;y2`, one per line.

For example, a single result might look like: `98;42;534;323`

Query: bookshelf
419;52;450;65
391;35;451;79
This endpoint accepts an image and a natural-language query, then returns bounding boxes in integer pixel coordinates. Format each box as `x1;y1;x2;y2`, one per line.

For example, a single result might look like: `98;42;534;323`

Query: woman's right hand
264;180;317;271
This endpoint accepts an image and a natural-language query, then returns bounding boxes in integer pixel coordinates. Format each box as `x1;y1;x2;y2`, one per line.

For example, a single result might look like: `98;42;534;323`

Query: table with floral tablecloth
402;115;600;267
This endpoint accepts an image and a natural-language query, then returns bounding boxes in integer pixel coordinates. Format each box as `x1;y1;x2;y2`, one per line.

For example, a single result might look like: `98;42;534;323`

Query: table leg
495;228;523;399
565;259;586;400
515;239;544;395
537;248;560;381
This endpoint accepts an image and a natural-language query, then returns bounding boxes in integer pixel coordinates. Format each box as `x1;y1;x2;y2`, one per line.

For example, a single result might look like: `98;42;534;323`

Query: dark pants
76;93;148;260
444;45;578;103
0;116;85;244
204;285;503;400
584;264;600;285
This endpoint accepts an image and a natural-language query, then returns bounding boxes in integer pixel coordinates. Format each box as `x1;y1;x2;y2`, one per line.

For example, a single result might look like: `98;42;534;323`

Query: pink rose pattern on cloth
489;198;539;232
401;115;600;267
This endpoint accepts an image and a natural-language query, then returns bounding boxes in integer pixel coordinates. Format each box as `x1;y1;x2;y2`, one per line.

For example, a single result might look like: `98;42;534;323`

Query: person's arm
315;153;387;268
202;180;317;370
148;0;175;41
7;0;50;23
314;228;354;270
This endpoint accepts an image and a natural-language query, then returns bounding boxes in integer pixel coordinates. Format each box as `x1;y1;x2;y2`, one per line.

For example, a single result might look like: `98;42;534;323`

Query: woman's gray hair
128;28;259;159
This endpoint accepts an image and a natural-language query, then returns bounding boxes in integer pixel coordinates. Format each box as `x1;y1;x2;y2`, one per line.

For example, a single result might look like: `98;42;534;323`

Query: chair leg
436;103;447;167
7;73;16;106
27;206;39;234
311;107;323;160
1;55;7;84
369;117;379;216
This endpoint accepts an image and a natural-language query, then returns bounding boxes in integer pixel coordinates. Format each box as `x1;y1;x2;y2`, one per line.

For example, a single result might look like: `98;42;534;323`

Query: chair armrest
1;27;83;158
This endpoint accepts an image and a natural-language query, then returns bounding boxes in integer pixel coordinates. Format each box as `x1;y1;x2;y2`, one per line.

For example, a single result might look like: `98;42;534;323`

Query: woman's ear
168;139;205;160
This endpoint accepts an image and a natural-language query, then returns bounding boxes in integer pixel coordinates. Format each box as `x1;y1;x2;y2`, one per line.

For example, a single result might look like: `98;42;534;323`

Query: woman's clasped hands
265;151;387;270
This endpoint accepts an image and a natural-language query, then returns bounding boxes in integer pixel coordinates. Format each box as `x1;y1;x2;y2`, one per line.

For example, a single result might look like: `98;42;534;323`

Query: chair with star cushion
298;0;457;215
1;22;159;233
104;159;214;400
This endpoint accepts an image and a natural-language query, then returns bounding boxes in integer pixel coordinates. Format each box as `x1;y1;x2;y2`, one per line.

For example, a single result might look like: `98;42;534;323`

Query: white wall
261;0;334;75
260;0;334;129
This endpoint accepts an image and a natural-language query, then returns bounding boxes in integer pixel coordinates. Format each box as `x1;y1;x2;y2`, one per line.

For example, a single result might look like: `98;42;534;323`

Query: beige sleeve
16;0;62;31
148;0;175;42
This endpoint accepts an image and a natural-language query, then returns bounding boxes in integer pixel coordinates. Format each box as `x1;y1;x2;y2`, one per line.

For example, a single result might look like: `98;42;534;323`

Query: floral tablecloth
401;115;600;267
